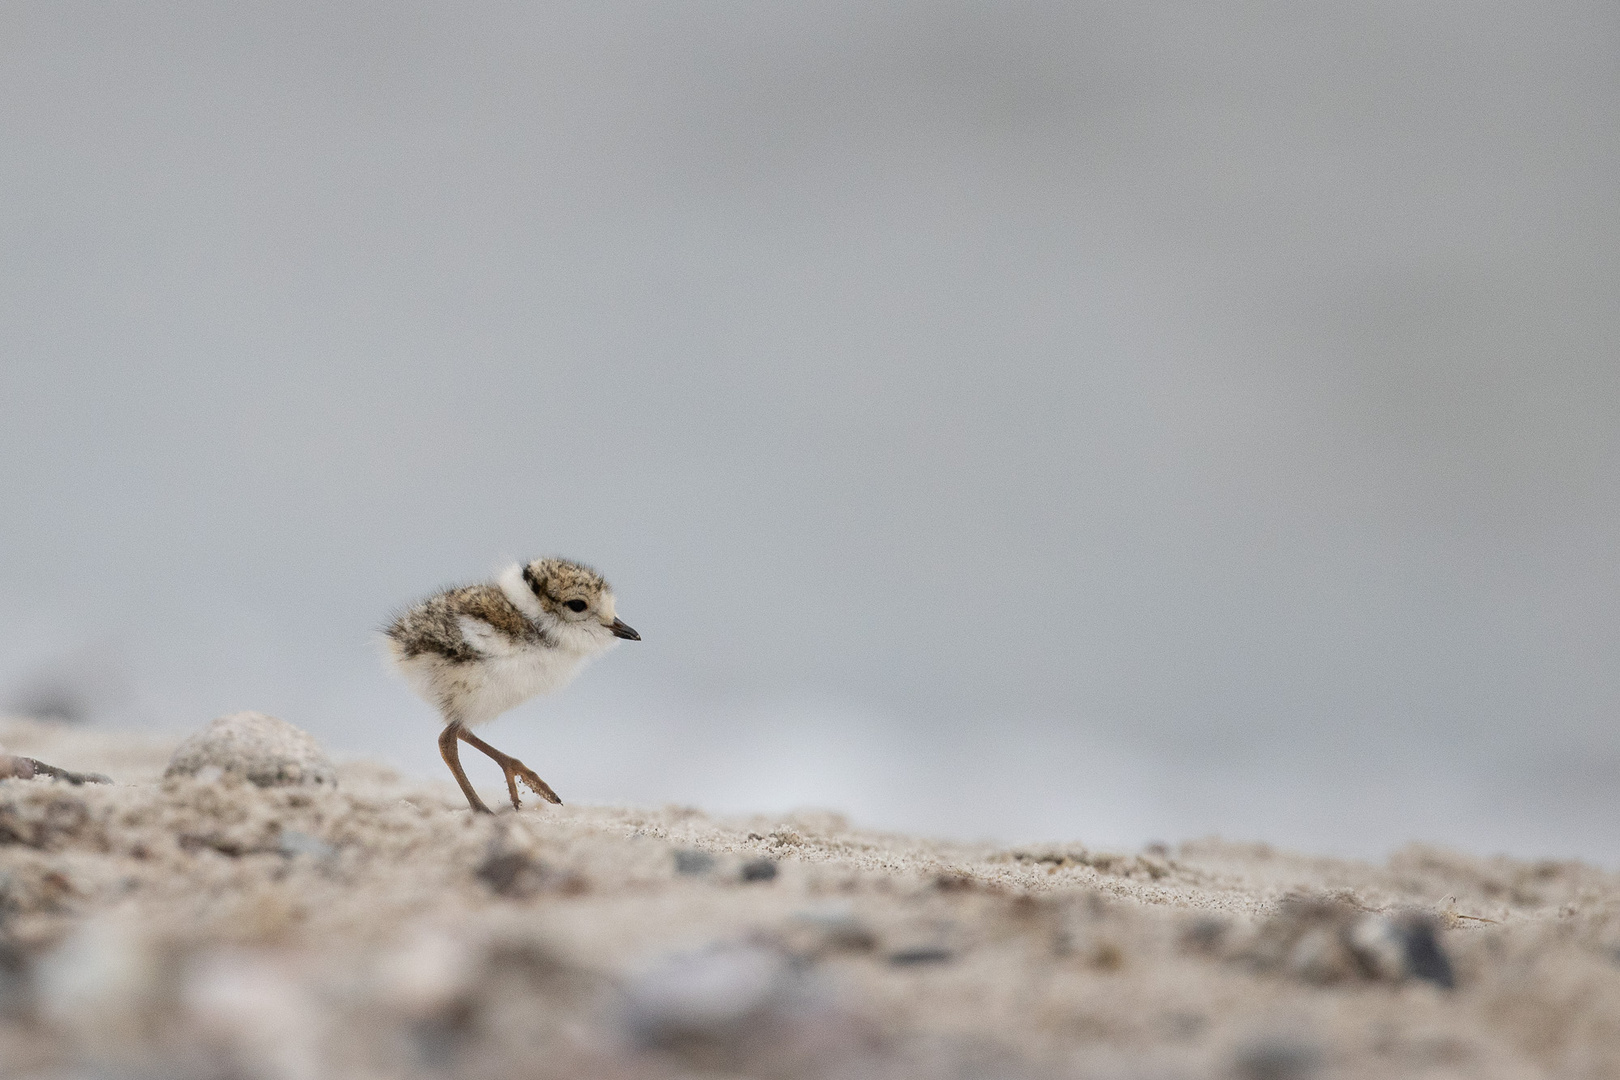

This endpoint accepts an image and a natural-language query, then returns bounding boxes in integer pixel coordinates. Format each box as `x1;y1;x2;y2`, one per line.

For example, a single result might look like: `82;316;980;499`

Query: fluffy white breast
390;625;614;729
462;646;590;724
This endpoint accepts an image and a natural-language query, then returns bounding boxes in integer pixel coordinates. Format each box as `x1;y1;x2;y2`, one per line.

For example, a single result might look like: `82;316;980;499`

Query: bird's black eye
565;599;588;613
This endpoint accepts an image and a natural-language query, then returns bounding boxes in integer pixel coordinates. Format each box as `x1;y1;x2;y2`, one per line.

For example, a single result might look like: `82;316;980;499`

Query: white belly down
391;643;593;727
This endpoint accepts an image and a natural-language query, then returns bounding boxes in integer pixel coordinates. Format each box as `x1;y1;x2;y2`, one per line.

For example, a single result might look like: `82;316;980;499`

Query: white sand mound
0;714;1618;1079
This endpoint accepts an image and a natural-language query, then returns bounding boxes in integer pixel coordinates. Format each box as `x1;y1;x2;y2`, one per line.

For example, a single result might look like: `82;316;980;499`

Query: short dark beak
610;618;641;641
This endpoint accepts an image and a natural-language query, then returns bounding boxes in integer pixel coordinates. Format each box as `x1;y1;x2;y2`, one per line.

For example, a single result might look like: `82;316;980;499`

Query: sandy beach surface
1;714;1618;1080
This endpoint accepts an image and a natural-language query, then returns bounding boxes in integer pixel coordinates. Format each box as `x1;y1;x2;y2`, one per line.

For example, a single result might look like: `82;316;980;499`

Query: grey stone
1232;1038;1321;1080
1246;895;1455;989
739;857;777;882
622;942;813;1061
790;906;878;953
0;939;28;1020
673;849;716;876
1392;914;1455;989
476;850;547;897
165;712;336;788
0;755;110;785
1181;916;1228;954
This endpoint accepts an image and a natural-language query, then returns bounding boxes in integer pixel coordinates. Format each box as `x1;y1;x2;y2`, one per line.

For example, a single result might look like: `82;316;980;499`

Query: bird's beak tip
610;618;641;641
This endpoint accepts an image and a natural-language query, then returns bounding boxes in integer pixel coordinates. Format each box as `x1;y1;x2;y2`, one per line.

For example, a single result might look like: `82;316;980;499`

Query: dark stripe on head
522;562;545;599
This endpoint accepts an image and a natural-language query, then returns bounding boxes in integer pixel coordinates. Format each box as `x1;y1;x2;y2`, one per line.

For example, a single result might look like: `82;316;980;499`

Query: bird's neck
496;563;549;625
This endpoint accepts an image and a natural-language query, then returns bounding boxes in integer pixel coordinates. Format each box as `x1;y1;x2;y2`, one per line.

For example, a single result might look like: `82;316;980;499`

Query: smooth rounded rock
165;711;336;787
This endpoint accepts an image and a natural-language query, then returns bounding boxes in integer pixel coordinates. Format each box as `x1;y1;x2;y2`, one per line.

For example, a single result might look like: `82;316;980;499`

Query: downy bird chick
384;557;640;813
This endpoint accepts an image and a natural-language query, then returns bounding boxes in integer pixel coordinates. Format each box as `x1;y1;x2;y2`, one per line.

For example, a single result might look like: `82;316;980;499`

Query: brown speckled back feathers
385;584;546;664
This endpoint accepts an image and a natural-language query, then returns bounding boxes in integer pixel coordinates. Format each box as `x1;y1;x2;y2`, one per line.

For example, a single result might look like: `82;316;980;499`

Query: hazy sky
4;2;1619;861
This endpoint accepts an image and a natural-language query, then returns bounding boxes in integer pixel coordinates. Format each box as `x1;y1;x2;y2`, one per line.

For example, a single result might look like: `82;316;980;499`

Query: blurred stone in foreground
1242;894;1456;988
621;940;867;1076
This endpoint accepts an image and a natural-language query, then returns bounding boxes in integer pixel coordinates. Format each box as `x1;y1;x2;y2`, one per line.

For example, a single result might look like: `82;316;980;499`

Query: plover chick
384;557;640;813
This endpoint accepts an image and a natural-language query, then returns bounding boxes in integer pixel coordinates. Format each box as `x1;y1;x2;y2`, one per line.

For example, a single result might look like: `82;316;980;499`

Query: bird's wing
456;615;516;659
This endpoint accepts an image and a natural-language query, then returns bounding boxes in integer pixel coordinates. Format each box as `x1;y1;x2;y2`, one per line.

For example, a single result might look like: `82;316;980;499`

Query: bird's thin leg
455;727;562;809
439;722;493;814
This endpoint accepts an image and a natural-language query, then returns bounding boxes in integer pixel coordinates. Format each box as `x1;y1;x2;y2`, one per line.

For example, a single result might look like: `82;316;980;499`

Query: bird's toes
516;770;561;804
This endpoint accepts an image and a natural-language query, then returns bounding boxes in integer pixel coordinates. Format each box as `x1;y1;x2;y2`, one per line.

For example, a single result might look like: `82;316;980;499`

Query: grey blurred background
4;2;1618;862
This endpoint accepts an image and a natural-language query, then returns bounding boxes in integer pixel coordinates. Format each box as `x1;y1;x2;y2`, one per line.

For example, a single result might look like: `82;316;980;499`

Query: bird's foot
500;757;562;809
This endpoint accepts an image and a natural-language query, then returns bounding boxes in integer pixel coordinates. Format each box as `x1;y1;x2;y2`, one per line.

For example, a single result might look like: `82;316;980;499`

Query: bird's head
518;557;640;653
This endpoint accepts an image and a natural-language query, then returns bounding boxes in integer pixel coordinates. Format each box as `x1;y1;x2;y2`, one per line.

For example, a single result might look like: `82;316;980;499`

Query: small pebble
887;947;953;967
1397;917;1455;989
790;907;878;953
1346;912;1454;988
0;940;28;1019
740;857;778;883
623;943;794;1047
1181;916;1227;954
1248;896;1455;988
0;754;110;784
476;851;545;898
475;846;584;898
673;849;716;876
1232;1039;1321;1080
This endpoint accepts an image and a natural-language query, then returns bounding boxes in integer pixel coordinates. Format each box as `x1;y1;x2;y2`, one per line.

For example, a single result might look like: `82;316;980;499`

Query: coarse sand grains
0;714;1618;1079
